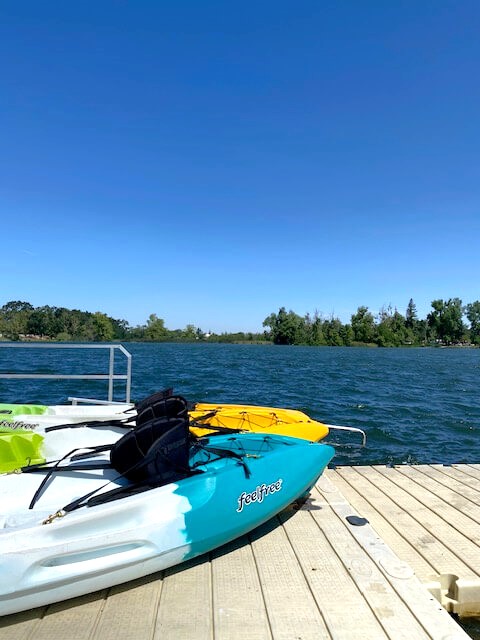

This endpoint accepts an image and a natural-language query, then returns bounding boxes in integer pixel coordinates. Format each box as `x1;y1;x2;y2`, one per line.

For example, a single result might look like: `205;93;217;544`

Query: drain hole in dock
346;515;369;526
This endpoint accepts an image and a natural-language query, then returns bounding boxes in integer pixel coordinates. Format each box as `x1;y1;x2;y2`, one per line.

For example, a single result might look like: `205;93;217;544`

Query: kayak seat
24;411;193;511
110;413;191;485
135;389;188;429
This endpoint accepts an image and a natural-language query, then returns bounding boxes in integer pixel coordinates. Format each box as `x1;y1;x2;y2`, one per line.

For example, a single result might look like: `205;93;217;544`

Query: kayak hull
190;402;329;441
0;433;334;616
0;402;135;429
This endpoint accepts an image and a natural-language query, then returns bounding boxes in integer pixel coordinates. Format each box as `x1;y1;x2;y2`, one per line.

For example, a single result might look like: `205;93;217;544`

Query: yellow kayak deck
189;403;329;442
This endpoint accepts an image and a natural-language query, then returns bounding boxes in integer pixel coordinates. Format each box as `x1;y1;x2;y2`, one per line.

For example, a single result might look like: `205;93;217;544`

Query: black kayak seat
135;389;189;429
110;413;190;484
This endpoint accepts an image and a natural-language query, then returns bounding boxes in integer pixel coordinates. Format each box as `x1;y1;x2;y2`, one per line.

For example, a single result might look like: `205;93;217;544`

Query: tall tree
0;301;34;339
351;306;376;344
466;301;480;345
263;307;304;345
376;306;407;346
144;314;168;341
405;299;418;329
427;298;465;344
322;317;344;346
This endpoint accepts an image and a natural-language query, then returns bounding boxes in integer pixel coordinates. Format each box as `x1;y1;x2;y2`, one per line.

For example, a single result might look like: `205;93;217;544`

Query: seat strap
45;417;133;432
193;441;251;478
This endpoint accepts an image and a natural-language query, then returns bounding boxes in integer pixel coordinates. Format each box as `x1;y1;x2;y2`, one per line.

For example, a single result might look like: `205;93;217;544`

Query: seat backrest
135;389;188;429
110;414;190;485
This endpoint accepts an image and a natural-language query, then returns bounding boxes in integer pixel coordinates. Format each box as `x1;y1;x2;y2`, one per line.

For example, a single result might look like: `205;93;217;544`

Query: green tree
144;314;168;341
466;301;480;345
405;299;418;330
376;306;407;347
90;312;115;341
111;318;130;340
263;307;304;345
339;323;354;346
351;306;376;344
33;305;57;338
0;301;34;339
182;324;198;340
311;315;327;345
322;317;344;346
427;298;465;344
26;309;50;337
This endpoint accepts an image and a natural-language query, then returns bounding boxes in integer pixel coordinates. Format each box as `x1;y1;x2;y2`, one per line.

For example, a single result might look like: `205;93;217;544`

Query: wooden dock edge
323;463;480;619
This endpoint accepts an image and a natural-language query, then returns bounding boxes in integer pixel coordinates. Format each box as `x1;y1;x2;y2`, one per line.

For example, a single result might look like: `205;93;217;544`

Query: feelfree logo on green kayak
236;479;283;512
0;420;39;430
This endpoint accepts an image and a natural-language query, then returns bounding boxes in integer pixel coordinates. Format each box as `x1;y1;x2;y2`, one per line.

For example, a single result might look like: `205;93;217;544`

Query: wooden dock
1;464;478;640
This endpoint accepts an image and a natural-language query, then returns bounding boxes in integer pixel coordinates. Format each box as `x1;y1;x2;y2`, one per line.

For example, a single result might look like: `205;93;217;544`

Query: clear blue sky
2;1;479;332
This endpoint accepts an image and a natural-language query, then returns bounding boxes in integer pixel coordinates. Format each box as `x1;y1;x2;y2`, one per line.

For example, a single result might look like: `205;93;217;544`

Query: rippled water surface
1;343;479;467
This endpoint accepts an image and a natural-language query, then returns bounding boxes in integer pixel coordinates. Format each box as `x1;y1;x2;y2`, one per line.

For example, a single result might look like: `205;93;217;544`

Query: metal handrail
324;423;367;447
0;343;132;403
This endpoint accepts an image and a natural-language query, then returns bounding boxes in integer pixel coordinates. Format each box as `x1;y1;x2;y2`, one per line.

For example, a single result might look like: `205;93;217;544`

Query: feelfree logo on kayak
0;420;38;430
236;478;283;512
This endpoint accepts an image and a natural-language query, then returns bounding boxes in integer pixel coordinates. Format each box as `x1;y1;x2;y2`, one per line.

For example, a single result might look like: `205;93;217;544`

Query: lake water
1;342;479;636
2;342;479;467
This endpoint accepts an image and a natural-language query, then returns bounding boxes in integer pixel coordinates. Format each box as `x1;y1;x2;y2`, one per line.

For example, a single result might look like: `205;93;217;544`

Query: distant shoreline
1;336;478;349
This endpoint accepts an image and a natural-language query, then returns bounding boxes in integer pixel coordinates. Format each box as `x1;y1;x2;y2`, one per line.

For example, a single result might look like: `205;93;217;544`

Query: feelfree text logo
236;478;283;512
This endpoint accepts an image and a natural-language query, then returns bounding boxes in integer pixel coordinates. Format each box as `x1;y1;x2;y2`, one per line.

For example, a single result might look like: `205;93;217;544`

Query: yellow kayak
189;402;329;442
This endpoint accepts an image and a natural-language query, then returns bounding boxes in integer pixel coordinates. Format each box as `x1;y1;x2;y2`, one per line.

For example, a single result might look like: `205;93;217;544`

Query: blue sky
2;1;479;332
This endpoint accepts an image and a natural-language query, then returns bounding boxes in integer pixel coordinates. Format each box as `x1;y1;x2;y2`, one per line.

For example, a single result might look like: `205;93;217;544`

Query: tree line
0;301;264;343
263;298;480;346
1;298;480;346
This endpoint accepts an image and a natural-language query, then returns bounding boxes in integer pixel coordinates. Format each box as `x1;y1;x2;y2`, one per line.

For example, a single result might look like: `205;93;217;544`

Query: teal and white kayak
0;432;334;616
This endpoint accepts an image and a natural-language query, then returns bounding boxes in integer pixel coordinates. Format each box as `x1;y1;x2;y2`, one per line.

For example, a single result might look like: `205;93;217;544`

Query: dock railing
0;343;132;404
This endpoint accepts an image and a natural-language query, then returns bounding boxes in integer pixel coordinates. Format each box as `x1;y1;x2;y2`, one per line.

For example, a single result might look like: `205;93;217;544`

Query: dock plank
330;466;475;581
280;499;392;639
372;466;480;570
211;535;271;640
153;557;212;640
32;591;107;640
250;514;330;640
322;469;437;581
457;464;480;479
354;466;480;576
315;477;471;640
0;607;45;640
395;465;480;526
427;463;480;495
93;575;162;640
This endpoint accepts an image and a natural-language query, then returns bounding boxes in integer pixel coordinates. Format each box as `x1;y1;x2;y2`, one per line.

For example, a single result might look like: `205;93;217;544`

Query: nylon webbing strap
45;418;133;433
197;443;251;478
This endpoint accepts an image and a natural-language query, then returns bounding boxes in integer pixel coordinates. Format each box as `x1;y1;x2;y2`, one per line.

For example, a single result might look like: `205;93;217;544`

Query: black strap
190;410;218;423
190;410;246;436
45;417;134;433
22;444;113;473
26;445;112;510
194;441;251;478
190;422;243;436
60;441;196;514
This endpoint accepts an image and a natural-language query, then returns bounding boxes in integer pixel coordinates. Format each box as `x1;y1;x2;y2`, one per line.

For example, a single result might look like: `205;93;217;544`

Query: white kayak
0;401;135;429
